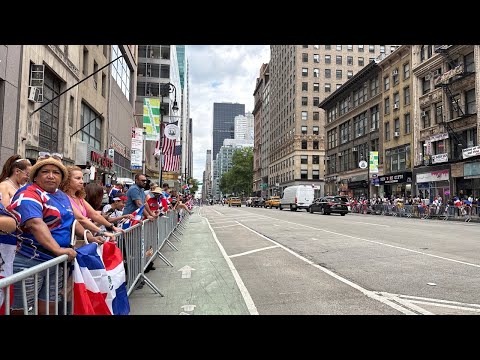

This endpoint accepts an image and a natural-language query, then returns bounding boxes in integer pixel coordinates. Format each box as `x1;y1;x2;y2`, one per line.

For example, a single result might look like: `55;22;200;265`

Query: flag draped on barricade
73;242;130;315
122;205;144;229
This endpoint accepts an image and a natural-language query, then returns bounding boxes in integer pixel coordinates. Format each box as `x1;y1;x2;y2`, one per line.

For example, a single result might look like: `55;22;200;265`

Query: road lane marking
235;222;416;315
229;245;280;258
212;224;241;229
408;300;480;313
398;294;480;309
256;214;480;269
210;208;223;215
204;218;259;315
350;221;390;227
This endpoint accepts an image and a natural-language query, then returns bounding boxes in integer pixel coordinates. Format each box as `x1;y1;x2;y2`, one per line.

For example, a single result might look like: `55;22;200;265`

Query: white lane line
408;300;480;313
378;292;433;315
399;294;480;308
273;224;280;227
210;208;223;215
257;214;480;269
311;238;319;240
205;218;259;315
235;222;416;315
350;221;390;227
230;245;280;258
212;224;241;229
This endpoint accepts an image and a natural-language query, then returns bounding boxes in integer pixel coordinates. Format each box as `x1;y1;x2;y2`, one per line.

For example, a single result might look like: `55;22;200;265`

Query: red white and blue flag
73;242;130;315
122;205;145;229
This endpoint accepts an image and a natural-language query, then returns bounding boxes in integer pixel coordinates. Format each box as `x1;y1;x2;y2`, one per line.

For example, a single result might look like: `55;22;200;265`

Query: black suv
309;196;349;216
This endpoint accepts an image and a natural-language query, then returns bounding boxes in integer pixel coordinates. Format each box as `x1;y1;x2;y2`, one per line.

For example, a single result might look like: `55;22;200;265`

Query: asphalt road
199;204;480;315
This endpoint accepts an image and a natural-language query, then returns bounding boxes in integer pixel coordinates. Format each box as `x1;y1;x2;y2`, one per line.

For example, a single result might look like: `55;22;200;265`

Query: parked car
265;196;281;209
279;185;315;211
309;196;349;216
228;197;242;207
246;197;257;207
253;197;265;207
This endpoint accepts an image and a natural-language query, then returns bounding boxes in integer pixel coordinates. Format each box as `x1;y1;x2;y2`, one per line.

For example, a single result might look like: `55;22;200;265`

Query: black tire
309;206;314;213
341;213;346;216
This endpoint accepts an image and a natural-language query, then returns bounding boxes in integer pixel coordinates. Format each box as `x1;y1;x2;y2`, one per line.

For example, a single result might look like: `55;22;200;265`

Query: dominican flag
73;242;130;315
122;205;145;229
108;186;120;198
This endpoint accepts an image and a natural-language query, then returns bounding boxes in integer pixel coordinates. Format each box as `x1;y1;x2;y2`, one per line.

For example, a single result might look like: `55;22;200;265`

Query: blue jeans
11;253;65;311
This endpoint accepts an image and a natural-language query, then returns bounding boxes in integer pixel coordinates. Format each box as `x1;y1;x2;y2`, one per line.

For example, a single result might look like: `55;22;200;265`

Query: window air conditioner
393;103;399;110
325;156;330;160
338;152;343;157
28;86;37;102
421;111;427;117
352;147;358;152
394;131;400;137
371;127;376;132
392;69;398;75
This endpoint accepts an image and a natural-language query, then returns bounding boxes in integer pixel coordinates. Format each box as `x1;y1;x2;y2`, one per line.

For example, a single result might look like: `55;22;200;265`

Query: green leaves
219;147;253;197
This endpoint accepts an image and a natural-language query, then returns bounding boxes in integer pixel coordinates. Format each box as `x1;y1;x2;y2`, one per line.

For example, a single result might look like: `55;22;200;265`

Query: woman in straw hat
6;158;102;314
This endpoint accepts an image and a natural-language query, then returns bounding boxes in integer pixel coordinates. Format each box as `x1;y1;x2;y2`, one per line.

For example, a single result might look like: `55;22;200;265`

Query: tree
219;147;253;197
187;177;199;196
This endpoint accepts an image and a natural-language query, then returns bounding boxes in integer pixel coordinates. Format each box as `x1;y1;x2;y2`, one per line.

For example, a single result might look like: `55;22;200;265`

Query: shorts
11;253;65;311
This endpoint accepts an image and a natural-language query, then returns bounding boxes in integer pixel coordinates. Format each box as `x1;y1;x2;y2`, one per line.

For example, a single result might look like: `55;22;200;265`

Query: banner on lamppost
143;98;160;141
369;151;379;173
130;127;143;170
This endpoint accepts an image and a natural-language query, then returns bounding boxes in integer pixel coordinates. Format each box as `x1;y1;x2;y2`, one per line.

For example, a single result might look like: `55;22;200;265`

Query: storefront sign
416;169;449;183
433;64;464;86
431;153;448;164
462;145;480;159
91;151;113;168
369;151;379;173
325;175;337;182
110;136;127;158
378;172;412;185
430;133;449;142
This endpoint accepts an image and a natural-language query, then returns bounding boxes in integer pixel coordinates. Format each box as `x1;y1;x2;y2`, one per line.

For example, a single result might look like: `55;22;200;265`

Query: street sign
359;160;368;169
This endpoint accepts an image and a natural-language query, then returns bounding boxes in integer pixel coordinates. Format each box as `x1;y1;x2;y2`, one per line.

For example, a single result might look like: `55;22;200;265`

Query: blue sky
188;45;270;181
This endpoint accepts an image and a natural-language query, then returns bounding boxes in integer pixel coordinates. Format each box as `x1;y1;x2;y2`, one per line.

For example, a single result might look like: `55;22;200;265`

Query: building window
313;126;319;135
101;72;106;97
325;45;331;50
371;105;379;130
327;129;337;149
385;121;390;141
302;68;308;77
336;45;342;51
301;155;308;164
340;121;350;144
421;109;431;128
450;93;461;119
325;69;331;78
392;69;399;85
422;76;431;95
358;57;364;66
403;62;410;79
465;52;475;72
313;45;319;49
380;45;385;53
336;70;342;80
325;83;331;92
313;155;320;164
68;96;74;128
301;141;308;149
82;46;89;75
313;83;319;92
313;54;320;63
302;45;308;48
385;145;410;173
39;67;61;151
312;170;320;180
313;111;319;120
313;141;319;149
81;102;102;150
369;45;375;53
301;111;308;120
301;170;308;180
466;88;476;114
435;102;443;124
404;113;411;134
325;55;331;64
302;82;308;91
93;61;98;89
384;76;390;91
358;45;364;52
347;70;353;79
313;68;320;78
313;97;319;106
336;55;342;65
393;92;400;109
384;97;390;114
302;53;308;62
301;126;308;135
370;76;379;96
404;86;410;105
347;56;353;66
394;118;400;133
302;96;308;106
111;45;131;100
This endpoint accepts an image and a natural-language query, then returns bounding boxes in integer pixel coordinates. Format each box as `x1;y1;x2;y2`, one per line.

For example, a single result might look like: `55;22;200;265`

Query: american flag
164;144;181;172
154;121;177;156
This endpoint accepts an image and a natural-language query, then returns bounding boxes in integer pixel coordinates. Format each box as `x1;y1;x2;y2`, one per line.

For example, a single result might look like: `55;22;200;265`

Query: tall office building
234;112;254;140
212;102;245;159
265;45;399;196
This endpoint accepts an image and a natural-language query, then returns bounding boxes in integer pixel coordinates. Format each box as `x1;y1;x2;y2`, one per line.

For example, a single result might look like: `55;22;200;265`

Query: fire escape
433;45;471;159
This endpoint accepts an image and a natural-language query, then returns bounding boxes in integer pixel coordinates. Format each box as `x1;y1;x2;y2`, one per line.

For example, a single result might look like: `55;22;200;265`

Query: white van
279;185;315;211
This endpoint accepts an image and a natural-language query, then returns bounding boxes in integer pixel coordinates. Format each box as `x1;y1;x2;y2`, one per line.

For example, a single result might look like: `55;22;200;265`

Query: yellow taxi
228;196;242;207
265;196;280;209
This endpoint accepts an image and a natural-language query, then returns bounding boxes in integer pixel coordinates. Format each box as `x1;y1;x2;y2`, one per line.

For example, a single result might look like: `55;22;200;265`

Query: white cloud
188;45;270;181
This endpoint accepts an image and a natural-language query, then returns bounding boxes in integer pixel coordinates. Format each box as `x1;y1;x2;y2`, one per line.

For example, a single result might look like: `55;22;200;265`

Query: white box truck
279;185;315;211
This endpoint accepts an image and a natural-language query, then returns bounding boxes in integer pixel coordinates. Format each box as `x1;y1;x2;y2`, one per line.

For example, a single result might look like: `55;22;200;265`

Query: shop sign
416;169;449;183
431;153;448;164
433;64;464;86
462;145;480;159
91;151;113;168
378;172;412;185
110;136;127;157
430;133;448;142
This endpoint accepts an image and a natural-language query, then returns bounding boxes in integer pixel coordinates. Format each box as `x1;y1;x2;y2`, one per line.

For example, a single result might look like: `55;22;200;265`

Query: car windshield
327;197;346;203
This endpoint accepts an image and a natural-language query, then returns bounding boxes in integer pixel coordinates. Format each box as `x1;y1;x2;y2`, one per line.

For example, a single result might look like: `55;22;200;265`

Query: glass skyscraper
212;102;245;159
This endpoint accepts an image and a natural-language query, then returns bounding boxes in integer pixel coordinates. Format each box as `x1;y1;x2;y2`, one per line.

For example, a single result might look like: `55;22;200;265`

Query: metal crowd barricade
0;255;70;315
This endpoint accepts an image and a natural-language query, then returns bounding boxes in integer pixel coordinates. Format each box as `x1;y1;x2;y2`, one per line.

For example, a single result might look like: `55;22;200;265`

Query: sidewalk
128;210;252;315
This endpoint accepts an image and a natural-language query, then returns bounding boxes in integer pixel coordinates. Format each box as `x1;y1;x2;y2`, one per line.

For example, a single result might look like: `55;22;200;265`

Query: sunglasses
14;158;32;165
38;152;63;160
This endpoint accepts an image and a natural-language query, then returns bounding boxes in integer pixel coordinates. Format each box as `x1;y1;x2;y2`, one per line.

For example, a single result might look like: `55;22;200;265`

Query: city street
199;204;480;315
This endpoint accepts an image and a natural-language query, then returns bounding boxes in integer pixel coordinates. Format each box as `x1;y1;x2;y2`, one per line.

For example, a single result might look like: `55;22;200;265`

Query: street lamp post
159;82;179;187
